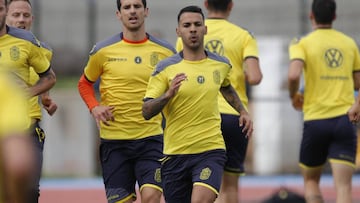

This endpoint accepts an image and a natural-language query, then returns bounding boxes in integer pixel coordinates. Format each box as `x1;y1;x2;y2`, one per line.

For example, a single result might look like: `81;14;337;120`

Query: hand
238;111;253;138
291;92;303;111
165;73;187;98
91;105;115;129
348;102;360;124
41;95;57;116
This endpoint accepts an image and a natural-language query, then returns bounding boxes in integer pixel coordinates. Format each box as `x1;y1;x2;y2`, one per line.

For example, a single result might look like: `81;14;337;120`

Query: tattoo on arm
220;85;246;114
31;69;56;97
142;94;170;120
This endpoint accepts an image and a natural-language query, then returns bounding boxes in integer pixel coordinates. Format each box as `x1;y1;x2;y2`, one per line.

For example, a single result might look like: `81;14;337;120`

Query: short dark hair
177;5;204;23
116;0;146;11
312;0;336;24
207;0;232;12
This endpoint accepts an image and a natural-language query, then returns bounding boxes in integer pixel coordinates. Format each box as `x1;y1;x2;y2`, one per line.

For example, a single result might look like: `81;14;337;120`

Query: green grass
54;76;79;89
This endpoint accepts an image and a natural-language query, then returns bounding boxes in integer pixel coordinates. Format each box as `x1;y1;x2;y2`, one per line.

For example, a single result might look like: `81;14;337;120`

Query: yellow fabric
84;33;175;140
289;29;360;121
0;26;50;122
145;52;230;155
0;71;30;136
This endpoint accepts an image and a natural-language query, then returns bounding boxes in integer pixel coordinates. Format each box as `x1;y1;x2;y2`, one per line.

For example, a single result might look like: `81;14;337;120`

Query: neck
122;27;147;42
182;49;207;61
0;26;6;37
315;24;332;29
207;11;228;20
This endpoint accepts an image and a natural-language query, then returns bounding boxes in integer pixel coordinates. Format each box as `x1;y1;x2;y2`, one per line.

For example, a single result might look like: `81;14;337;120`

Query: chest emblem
150;53;159;67
134;56;142;64
10;46;20;61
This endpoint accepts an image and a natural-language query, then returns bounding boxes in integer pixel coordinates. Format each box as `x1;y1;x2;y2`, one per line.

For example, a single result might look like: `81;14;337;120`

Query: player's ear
115;10;122;22
309;11;314;20
228;1;233;12
176;27;180;37
204;0;208;9
144;7;149;18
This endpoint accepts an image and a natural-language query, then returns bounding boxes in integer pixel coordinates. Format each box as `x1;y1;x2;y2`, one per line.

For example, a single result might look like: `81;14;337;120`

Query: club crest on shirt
134;56;142;64
150;53;159;67
205;40;224;56
197;75;205;84
213;70;220;84
199;167;212;180
10;46;20;61
324;48;343;68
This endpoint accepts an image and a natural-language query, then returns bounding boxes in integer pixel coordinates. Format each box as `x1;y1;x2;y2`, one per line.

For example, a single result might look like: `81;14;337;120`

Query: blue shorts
161;149;226;203
221;114;248;174
300;115;357;167
99;135;163;203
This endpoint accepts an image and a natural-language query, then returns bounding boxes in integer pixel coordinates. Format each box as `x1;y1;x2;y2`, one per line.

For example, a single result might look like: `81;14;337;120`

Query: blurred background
26;0;360;178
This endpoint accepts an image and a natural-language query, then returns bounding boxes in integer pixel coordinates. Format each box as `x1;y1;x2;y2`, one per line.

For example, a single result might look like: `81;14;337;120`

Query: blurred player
0;0;56;201
5;0;57;202
176;1;263;202
77;0;175;202
143;5;253;202
288;0;360;202
0;68;36;203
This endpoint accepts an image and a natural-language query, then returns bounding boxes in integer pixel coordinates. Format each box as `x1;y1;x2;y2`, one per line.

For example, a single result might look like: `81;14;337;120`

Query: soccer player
0;68;35;203
176;1;263;202
5;0;57;202
288;0;360;202
77;0;175;202
142;5;253;203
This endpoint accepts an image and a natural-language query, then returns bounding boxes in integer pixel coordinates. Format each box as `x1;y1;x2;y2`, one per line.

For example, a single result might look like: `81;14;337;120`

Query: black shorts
100;135;163;203
221;114;248;174
161;149;226;203
300;115;357;168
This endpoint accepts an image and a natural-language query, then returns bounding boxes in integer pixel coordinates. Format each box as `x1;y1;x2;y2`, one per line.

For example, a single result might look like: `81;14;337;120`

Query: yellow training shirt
144;51;230;155
289;29;360;121
84;33;176;140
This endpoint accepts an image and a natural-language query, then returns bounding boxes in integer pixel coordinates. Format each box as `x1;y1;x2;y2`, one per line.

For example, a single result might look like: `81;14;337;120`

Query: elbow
142;104;152;120
142;111;151;120
48;69;57;89
50;76;56;88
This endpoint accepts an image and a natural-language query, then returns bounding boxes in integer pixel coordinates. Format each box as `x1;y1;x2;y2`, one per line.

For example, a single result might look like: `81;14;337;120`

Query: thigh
135;135;163;192
161;156;192;203
221;114;248;174
329;115;357;165
192;150;227;197
100;140;136;203
300;119;331;167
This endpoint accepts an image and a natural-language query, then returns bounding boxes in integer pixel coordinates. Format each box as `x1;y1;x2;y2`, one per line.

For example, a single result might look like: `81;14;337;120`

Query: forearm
78;74;99;111
220;85;247;114
288;79;300;98
142;94;171;120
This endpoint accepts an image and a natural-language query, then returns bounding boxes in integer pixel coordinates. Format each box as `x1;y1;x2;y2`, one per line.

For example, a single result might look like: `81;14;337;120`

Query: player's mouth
190;35;198;43
129;17;138;23
17;25;26;29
